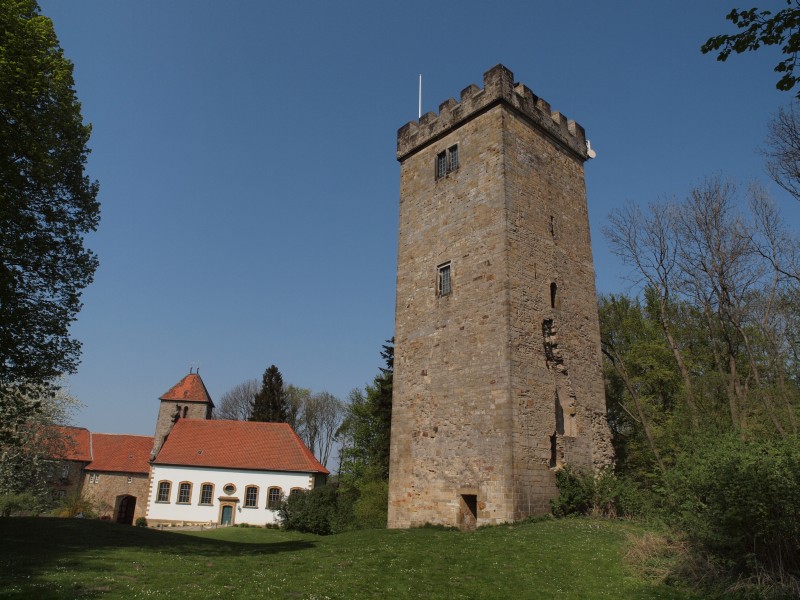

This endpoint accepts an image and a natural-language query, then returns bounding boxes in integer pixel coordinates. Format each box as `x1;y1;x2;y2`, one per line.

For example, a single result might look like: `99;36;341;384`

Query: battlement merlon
397;64;588;163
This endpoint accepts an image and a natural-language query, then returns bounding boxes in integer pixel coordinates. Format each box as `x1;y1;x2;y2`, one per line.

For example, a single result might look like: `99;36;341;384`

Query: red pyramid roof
153;419;329;475
160;372;215;407
86;433;153;474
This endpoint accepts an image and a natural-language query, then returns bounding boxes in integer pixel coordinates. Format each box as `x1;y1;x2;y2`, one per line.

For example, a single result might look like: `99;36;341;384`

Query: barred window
436;151;447;178
435;144;459;179
177;482;191;504
267;487;282;509
438;262;452;297
200;484;213;505
157;481;171;503
245;486;258;508
448;145;458;171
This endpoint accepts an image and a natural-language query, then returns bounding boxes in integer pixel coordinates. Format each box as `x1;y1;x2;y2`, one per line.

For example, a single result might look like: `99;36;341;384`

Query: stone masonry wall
81;471;149;522
389;106;514;528
388;65;612;529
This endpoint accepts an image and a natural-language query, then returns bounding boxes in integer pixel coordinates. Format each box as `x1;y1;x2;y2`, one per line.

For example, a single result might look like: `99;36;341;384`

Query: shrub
665;433;800;575
279;484;341;535
0;493;36;517
51;490;96;518
551;466;647;519
135;517;148;527
352;479;388;529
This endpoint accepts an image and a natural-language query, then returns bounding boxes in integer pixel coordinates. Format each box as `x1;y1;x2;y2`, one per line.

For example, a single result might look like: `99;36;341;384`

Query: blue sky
39;1;800;436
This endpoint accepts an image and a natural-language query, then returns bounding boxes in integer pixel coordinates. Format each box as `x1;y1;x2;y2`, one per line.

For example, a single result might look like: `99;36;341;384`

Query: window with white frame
199;483;213;505
267;487;282;509
245;486;258;508
177;482;192;504
156;481;171;503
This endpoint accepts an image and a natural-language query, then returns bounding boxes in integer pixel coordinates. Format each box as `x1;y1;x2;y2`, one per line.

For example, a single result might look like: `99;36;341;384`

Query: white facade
146;464;315;526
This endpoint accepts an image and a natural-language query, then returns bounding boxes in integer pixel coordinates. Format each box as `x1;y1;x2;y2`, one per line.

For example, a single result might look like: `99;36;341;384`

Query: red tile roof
50;426;93;462
154;419;329;475
86;433;153;474
160;373;215;406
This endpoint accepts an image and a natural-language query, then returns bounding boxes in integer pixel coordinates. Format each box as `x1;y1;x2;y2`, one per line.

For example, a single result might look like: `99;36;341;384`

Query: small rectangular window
177;482;191;504
127;475;132;484
61;464;70;479
245;486;258;508
435;144;459;179
200;484;213;505
448;145;458;171
438;262;452;297
436;151;447;178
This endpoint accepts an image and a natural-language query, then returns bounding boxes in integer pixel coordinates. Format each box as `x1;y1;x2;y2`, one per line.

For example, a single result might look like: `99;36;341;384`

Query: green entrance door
221;505;232;525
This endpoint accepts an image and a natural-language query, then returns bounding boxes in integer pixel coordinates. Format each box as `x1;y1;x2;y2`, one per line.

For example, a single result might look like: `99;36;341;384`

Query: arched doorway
116;495;136;525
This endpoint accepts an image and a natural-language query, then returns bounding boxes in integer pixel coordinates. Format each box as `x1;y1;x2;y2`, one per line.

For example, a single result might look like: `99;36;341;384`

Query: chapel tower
150;370;214;460
388;65;613;529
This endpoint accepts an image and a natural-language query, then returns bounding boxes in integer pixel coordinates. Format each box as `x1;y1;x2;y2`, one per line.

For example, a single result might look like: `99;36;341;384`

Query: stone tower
150;371;214;460
387;65;613;529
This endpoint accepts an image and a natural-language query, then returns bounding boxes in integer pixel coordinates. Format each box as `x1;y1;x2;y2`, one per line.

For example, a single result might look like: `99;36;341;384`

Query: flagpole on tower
418;74;422;119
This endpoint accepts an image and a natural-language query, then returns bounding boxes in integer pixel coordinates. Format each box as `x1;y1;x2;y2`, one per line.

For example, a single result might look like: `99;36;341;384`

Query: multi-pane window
438;262;452;297
267;487;282;509
61;464;70;479
448;145;459;171
157;481;171;503
177;482;192;504
200;484;213;505
245;486;258;508
436;144;459;179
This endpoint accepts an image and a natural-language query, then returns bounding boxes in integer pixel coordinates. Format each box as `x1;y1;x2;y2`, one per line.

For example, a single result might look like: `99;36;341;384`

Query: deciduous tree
0;0;100;393
215;379;258;421
703;2;800;97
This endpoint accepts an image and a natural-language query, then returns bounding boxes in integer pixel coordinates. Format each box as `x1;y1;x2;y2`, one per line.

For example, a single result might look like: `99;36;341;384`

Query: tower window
550;282;558;309
448;145;459;171
438;262;452;297
435;144;459;179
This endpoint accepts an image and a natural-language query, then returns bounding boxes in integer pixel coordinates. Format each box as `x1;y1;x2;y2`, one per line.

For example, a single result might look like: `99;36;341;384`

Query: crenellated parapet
397;64;588;162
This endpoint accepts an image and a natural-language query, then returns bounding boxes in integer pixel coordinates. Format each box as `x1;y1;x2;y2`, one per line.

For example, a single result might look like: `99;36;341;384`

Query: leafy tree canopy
0;0;100;390
703;1;800;97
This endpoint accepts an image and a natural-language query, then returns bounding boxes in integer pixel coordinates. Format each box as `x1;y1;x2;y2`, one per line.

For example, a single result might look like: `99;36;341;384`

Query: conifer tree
250;365;288;422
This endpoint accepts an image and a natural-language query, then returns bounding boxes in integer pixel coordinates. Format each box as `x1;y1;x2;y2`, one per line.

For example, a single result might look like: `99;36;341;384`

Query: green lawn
0;517;698;599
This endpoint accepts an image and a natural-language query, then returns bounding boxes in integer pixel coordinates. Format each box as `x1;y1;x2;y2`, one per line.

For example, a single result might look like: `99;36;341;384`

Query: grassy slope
0;517;697;599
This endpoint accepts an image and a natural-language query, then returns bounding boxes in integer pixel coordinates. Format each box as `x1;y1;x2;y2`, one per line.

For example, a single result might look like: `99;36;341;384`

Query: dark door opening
459;494;478;530
116;495;136;525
